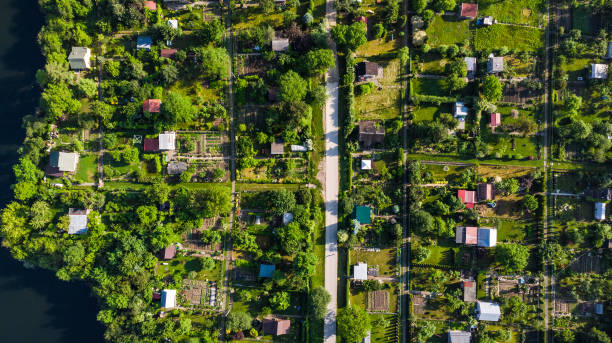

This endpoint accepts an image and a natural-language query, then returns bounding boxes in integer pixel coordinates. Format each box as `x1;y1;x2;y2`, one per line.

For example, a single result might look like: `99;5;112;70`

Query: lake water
0;0;104;341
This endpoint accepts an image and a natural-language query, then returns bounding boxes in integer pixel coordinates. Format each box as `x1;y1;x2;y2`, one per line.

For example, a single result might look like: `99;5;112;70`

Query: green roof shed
354;206;371;225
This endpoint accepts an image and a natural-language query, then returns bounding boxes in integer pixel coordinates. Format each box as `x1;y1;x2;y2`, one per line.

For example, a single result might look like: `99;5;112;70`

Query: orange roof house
144;1;157;10
262;318;291;336
459;3;478;19
456;226;478;245
458;190;476;208
160;48;178;58
143;99;161;113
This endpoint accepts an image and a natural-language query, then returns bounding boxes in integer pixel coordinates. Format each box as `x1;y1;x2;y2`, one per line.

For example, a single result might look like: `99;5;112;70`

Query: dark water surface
0;0;104;342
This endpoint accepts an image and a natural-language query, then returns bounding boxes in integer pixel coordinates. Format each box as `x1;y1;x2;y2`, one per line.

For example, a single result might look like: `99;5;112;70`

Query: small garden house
161;289;176;308
476;301;501;321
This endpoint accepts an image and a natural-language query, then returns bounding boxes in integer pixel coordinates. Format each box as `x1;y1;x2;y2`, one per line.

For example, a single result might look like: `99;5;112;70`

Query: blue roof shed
137;36;152;50
259;264;276;278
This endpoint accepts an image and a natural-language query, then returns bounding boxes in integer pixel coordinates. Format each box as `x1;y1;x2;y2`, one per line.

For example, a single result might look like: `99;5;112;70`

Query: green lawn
411;78;447;97
478;0;545;26
355;59;402;120
497;219;528;242
572;5;591;34
563;57;590;81
412;104;452;123
425;15;471;46
356;38;401;58
484;134;538;160
475;25;544;52
349;248;396;276
156;255;223;282
420;245;458;266
74;153;98;183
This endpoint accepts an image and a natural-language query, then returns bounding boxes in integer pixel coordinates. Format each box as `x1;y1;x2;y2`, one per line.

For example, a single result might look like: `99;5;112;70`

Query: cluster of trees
556;94;612;162
229;189;323;326
234;22;333;169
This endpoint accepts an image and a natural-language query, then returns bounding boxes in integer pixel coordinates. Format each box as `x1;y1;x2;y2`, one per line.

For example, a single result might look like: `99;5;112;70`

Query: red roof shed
460;3;478;18
143;99;161;113
490;112;501;128
160;48;178;58
458;190;476;205
144;0;157;10
144;138;159;152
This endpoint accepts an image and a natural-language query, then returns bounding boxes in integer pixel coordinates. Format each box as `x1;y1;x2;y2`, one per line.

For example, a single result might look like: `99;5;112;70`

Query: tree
413;246;430;262
496;178;519;195
269;291;290;311
415;321;436;341
29;201;52;230
331;22;367;51
482;75;503;102
434;0;456;12
63;242;85;267
75;77;97;98
412;0;429;13
41;83;80;119
302;49;335;76
161;64;179;85
446;73;467;92
197;46;229;80
226;311;251;332
586;327;611;343
554;329;574;343
309;287;331;320
337;306;371;343
410;210;435;235
196;19;224;45
90;100;114;128
279;71;308;103
269;189;296;216
522;194;539;212
13;158;42;183
502;296;528;324
564;94;582;115
162;92;196;124
590;223;612;248
496;243;530;272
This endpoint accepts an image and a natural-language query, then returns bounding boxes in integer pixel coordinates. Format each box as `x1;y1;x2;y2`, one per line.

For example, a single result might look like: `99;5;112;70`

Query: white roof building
50;151;79;172
487;55;504;73
272;38;290;52
158;132;176;150
595;202;606;221
454;102;469;120
476;301;501;321
161;289;177;308
361;159;372;170
168;19;178;29
477;227;497;247
290;144;308;152
68;208;89;235
591;64;609;79
353;262;368;281
464;57;477;73
68;47;91;70
448;330;472;343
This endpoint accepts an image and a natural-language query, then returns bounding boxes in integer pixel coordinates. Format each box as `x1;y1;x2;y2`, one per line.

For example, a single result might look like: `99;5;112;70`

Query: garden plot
368;290;390;312
182;217;224;252
355;58;403;120
503;84;541;104
494;276;541;304
552;197;594;223
182;279;219;308
235;54;267;77
177;132;230;158
237;158;309;183
237;106;266;128
568;253;603;274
